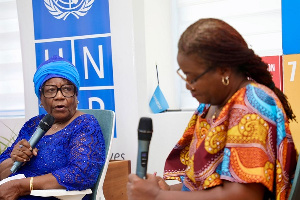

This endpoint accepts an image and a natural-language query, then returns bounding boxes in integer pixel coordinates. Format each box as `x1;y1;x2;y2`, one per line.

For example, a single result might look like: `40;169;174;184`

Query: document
0;174;26;186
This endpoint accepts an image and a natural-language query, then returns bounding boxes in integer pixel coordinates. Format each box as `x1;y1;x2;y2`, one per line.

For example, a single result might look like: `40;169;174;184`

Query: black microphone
136;117;153;179
10;114;55;173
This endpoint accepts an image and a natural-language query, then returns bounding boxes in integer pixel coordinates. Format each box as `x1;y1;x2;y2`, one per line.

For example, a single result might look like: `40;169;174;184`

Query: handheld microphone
10;114;55;173
136;117;153;179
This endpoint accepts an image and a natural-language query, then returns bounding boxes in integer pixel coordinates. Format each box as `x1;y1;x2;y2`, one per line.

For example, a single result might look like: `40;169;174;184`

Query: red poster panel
261;56;283;91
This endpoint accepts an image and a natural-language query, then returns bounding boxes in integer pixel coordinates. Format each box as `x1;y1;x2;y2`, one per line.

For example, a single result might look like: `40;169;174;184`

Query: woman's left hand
127;173;161;200
0;180;25;200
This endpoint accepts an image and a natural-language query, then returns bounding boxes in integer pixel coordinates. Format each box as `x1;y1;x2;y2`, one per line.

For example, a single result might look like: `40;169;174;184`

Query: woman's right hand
155;176;171;191
10;139;38;163
127;174;161;200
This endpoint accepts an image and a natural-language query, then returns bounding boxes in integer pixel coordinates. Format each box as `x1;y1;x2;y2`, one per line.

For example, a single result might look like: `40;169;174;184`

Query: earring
77;100;79;104
39;103;43;108
222;76;229;86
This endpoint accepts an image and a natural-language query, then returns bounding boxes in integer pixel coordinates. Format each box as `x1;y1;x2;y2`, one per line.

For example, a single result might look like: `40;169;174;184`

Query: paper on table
31;189;92;200
0;174;91;200
31;189;92;196
0;174;26;186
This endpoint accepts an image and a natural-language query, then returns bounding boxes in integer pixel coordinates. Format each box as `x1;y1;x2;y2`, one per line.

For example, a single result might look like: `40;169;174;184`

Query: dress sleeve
217;84;297;199
52;115;106;190
0;116;41;163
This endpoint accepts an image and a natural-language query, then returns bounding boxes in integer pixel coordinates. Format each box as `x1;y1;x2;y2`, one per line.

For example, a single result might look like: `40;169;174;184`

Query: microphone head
138;117;153;141
39;114;55;131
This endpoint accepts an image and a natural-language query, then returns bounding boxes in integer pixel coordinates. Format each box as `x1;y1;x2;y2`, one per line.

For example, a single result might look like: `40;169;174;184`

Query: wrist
155;189;167;200
0;158;13;180
15;178;32;196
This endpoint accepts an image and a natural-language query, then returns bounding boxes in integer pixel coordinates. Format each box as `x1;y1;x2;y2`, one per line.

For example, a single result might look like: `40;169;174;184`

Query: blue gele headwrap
33;56;80;99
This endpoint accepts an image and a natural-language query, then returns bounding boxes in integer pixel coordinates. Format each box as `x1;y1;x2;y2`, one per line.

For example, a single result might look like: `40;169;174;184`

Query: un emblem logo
44;0;94;20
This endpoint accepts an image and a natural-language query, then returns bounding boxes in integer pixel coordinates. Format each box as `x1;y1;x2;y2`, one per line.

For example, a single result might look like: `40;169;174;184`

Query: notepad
0;174;26;186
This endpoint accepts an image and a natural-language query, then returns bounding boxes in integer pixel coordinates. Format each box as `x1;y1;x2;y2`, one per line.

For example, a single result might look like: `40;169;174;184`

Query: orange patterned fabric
164;83;297;199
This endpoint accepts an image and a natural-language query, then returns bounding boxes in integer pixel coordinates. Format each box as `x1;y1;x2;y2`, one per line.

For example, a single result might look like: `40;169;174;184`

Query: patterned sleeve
0;116;42;163
52;115;106;190
218;84;297;199
164;84;297;198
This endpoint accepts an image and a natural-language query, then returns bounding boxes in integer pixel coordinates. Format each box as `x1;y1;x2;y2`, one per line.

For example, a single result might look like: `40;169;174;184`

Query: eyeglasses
177;67;213;87
41;84;76;98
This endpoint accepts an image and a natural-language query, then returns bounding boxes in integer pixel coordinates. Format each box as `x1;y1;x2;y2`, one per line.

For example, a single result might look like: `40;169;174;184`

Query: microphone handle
136;140;150;179
10;161;22;174
28;127;46;148
10;127;46;173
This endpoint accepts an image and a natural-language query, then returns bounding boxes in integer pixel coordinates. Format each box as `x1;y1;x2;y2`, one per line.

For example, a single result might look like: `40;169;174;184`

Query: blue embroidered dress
0;114;106;200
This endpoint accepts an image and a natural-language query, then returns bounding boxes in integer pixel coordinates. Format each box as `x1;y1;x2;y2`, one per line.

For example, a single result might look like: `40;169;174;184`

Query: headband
33;56;80;98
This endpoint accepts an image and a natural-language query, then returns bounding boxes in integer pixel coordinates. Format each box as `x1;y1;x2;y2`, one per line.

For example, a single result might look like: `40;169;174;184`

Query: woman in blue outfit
0;56;105;200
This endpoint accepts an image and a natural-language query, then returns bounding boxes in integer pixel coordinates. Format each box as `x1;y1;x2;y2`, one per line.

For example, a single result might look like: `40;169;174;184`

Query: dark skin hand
10;139;38;163
0;178;30;200
0;137;68;200
0;139;65;199
0;140;60;200
0;173;65;200
127;174;265;200
0;139;38;180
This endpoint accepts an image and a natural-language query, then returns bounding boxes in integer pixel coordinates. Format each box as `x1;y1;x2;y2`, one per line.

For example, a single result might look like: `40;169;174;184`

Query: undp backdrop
32;0;115;130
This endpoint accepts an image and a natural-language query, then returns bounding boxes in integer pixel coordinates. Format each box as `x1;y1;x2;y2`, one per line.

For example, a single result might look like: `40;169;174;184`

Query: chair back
289;154;300;200
79;109;115;200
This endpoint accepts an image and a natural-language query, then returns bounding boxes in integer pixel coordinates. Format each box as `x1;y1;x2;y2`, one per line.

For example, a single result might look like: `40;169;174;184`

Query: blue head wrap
33;56;80;99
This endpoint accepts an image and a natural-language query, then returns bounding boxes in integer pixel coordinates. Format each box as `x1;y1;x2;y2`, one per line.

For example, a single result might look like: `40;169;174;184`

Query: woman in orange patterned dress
127;18;297;200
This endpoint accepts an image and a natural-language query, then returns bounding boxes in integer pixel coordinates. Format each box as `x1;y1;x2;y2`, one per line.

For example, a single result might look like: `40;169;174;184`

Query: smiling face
40;77;78;123
177;53;231;106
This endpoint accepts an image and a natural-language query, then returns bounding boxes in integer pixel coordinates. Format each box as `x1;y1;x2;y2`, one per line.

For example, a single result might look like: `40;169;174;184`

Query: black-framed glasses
41;84;76;98
177;67;214;87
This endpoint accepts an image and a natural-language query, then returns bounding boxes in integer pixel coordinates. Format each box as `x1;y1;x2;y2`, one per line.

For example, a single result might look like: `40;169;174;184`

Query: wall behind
176;0;282;109
0;0;25;117
124;0;193;175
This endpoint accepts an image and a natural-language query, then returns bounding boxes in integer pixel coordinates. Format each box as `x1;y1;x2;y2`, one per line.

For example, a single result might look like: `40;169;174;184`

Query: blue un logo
44;0;94;20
